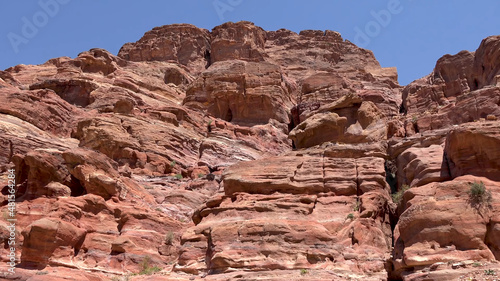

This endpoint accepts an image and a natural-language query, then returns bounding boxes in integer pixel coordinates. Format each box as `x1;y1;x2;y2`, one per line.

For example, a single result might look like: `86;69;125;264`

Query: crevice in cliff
74;232;87;257
441;151;453;180
385;156;402;281
355;159;361;196
473;78;479;91
386;158;400;240
485;221;500;260
205;228;215;275
224;108;233;122
288;104;299;149
7;140;13;163
399;102;406;115
321;152;326;193
413;122;419;134
204;50;211;69
385;159;398;194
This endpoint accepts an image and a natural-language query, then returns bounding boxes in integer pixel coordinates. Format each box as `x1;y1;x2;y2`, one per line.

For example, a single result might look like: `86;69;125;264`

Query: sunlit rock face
1;22;500;281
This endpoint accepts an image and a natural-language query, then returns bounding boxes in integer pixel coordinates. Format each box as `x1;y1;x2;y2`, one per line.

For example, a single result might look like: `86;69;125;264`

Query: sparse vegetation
135;256;161;276
198;173;205;178
484;269;496;276
36;271;49;275
353;200;360;212
346;213;354;220
174;173;183;180
472;262;482;267
111;277;130;281
300;269;308;275
207;120;213;132
411;115;418;123
468;181;492;209
392;184;410;204
170;160;176;168
165;231;174;245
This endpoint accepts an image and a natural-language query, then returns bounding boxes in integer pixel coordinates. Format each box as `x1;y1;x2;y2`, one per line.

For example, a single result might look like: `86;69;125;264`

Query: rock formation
0;22;499;281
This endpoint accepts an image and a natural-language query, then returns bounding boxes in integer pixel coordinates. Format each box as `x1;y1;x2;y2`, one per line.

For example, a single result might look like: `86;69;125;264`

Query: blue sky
0;0;499;85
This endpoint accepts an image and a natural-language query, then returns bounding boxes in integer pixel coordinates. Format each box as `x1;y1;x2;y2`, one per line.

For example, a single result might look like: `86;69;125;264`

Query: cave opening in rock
224;107;233;122
385;160;398;195
399;102;406;114
69;175;87;197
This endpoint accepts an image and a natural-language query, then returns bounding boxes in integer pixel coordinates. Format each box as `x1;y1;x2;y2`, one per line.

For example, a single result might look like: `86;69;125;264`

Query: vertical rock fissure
8;140;13;163
442;151;453;180
322;152;326;192
385;159;398;194
204;49;211;69
205;228;215;275
355;159;361;196
485;221;500;260
73;232;87;256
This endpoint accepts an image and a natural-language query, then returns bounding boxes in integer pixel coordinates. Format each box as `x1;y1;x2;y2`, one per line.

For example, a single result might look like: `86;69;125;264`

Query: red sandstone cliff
0;22;499;281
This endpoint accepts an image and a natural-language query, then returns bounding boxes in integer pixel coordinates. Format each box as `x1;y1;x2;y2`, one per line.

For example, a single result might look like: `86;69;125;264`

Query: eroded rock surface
0;22;499;281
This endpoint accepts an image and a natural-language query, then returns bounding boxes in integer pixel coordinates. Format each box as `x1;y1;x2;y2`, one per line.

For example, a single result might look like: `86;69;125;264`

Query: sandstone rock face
445;122;500;181
289;94;387;148
118;24;211;74
402;35;500;135
211;21;267;63
1;22;500;281
176;145;394;277
393;176;500;277
183;60;293;125
0;87;85;136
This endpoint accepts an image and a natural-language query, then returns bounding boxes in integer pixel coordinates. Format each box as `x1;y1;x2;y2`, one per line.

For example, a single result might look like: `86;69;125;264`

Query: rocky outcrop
402;35;500;135
445;122;500;181
289;94;387;148
176;145;394;277
118;24;211;74
183;60;294;125
210;21;267;63
393;175;500;278
0;87;85;136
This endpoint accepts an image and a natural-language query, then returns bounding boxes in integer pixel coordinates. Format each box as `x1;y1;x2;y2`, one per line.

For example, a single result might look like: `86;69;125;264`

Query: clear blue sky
1;0;499;85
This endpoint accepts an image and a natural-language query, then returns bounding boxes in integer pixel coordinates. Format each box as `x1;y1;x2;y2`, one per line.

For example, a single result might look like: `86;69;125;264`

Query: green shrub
392;184;410;204
198;173;205;178
485;269;496;276
346;213;354;220
353;200;360;212
170;160;176;168
468;181;492;209
174;174;183;180
136;256;161;275
300;269;308;275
